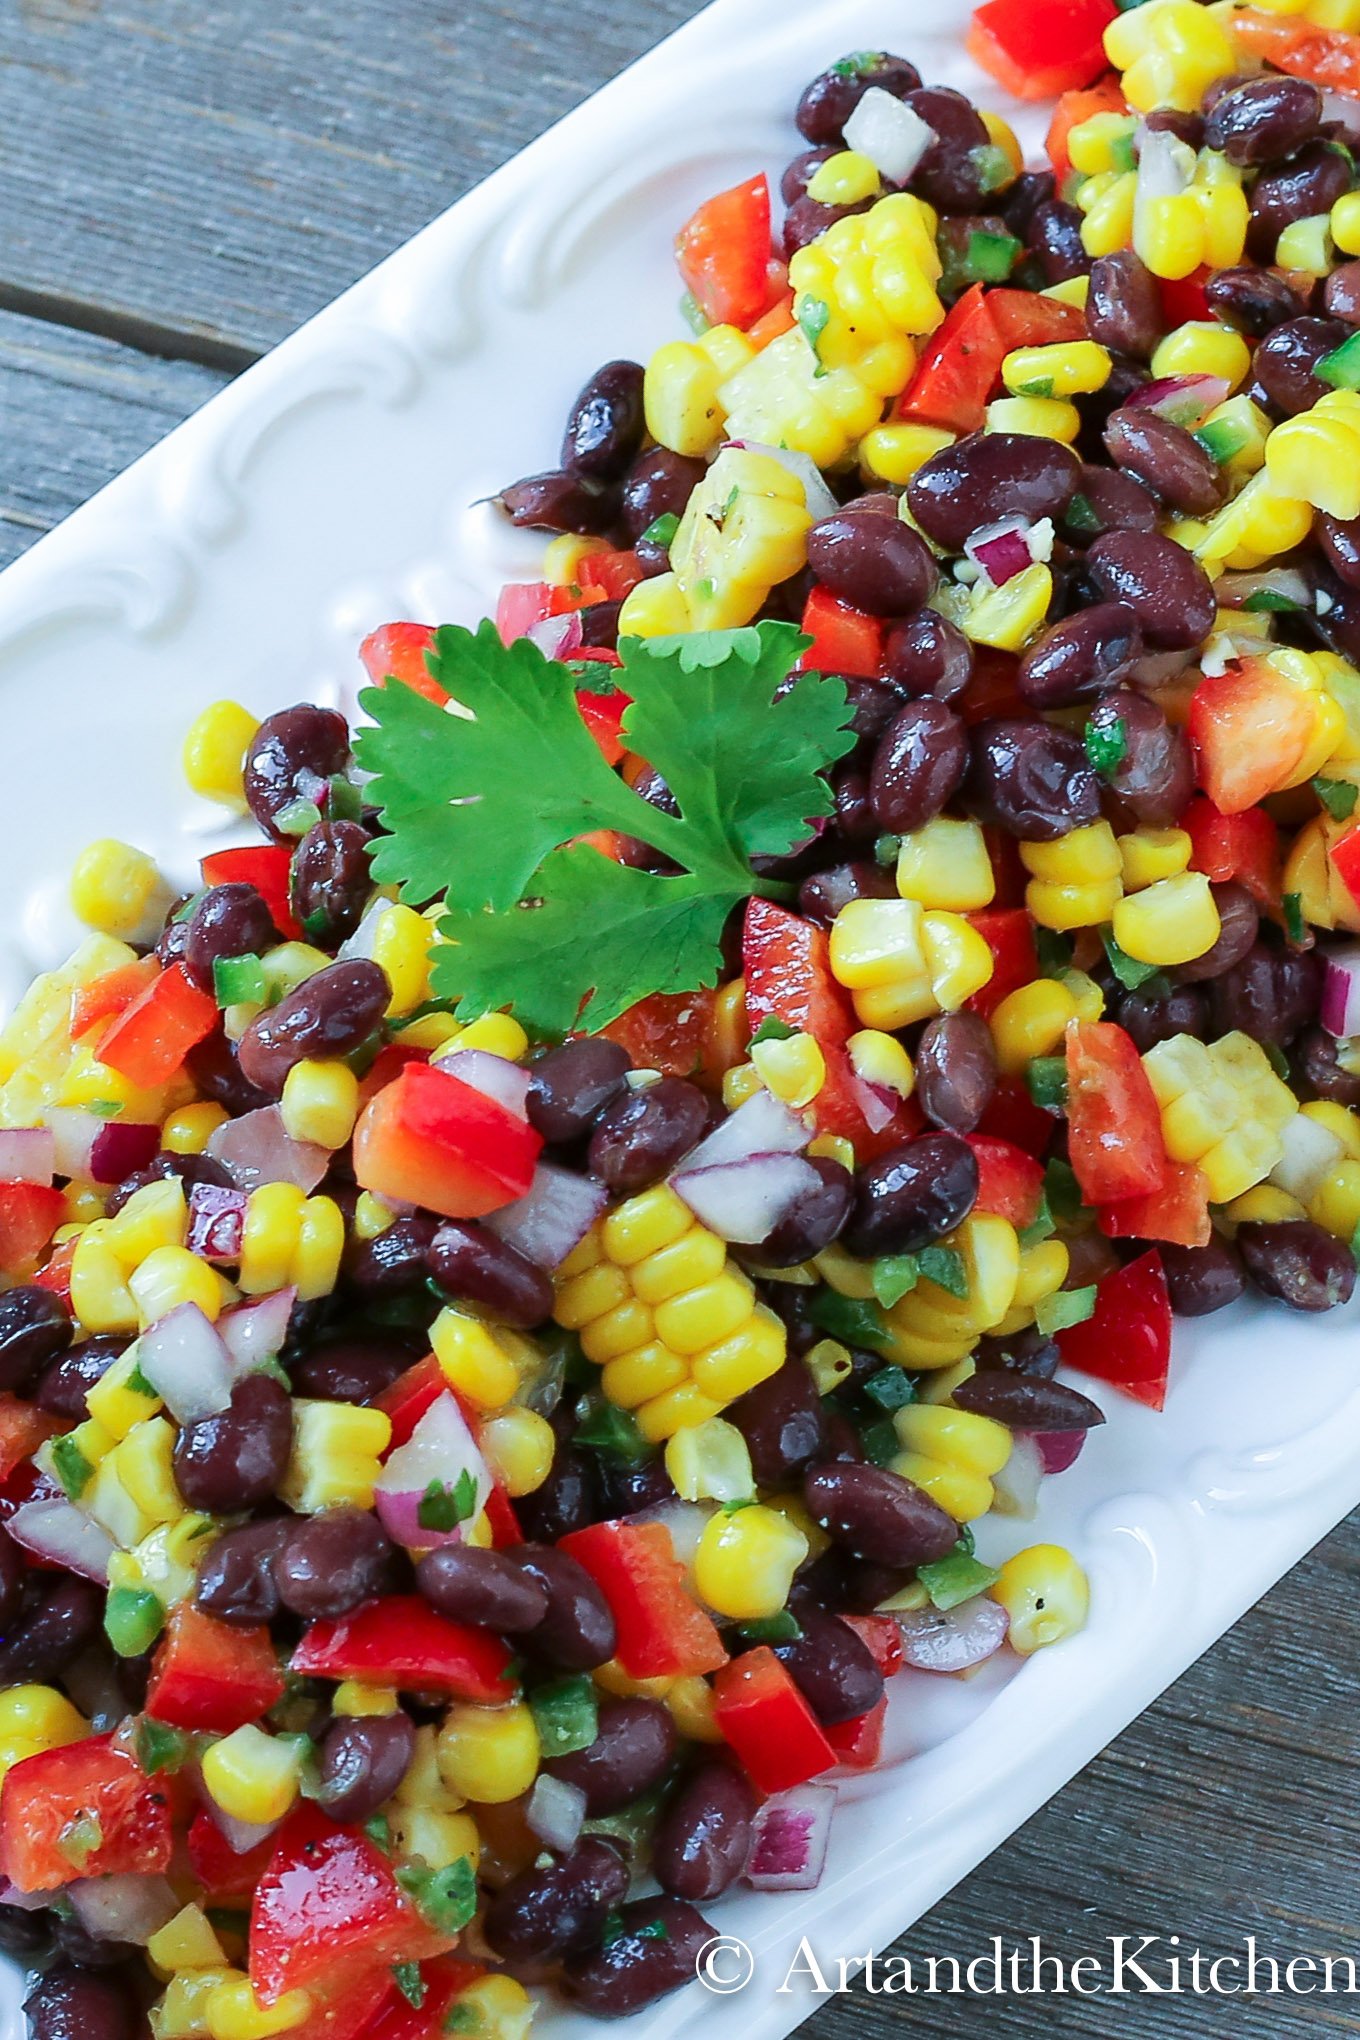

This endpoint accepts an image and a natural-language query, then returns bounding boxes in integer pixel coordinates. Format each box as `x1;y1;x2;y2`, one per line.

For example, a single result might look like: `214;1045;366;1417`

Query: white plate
1;2;1356;2033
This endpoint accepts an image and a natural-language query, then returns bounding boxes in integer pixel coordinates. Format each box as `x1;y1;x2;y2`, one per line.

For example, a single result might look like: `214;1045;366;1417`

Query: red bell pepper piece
1332;823;1360;911
69;956;160;1041
377;1353;445;1450
1232;5;1360;92
357;1958;487;2040
1057;1248;1172;1409
0;1734;173;1892
1046;76;1126;181
576;548;645;603
839;1612;904;1679
966;907;1038;1019
188;1805;284;1902
675;174;774;330
0;1394;61;1482
967;1136;1045;1228
975;1076;1056;1158
145;1603;285;1734
798;586;885;679
1099;1159;1212;1250
959;648;1026;727
968;0;1117;100
896;287;1085;435
824;1695;887;1770
1182;794;1282;911
1156;265;1213;329
291;1595;515;1702
359;622;446;706
482;1483;523;1549
560;1520;727;1679
712;1648;837;1795
352;1062;542;1220
93;962;217;1091
576;688;632;767
289;1975;398;2040
201;845;304;943
1189;659;1317;814
0;1184;65;1277
250;1811;452;2005
1066;1021;1166;1204
746;289;796;347
33;1235;77;1307
600;987;718;1080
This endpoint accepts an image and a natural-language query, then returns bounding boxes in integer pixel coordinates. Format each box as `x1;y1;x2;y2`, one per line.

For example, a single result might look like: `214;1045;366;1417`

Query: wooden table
0;3;1355;2032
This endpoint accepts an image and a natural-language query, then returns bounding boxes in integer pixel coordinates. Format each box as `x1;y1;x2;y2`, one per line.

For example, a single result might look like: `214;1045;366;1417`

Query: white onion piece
0;1128;55;1186
722;441;838;522
897;1596;1009;1672
68;1873;180;1946
1214;567;1312;613
375;1390;491;1551
672;1153;822;1245
432;1046;531;1119
990;1432;1043;1520
674;1087;807;1178
338;897;388;964
527;609;586;661
1321;943;1360;1037
45;1109;101;1182
484;1162;608;1269
626;1500;715;1574
137;1303;234;1423
6;1500;116;1583
744;1784;836;1891
1270;1110;1346;1204
526;1773;588;1853
207;1106;330;1192
218;1286;297;1372
843;86;936;185
208;1803;285;1855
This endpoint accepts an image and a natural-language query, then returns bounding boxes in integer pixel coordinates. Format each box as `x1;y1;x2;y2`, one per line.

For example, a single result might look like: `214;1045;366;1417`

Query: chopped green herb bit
798;296;832;375
1282;891;1307;945
1017;375;1055;399
529;1675;599;1759
50;1435;94;1502
1026;1056;1068;1114
1063;493;1102;539
1264;1040;1291;1080
1315;776;1359;822
637;1918;670;1941
574;1399;650;1463
444;2009;479;2035
600;1911;625;1950
392;1963;426;2009
642;513;680;549
1101;926;1163;991
748;1015;797;1045
1084;715;1128;779
807;1288;892;1352
871;1255;919;1308
1034;1284;1098;1336
416;1469;480;1532
917;1545;1001;1612
874;832;901;868
213;952;266;1009
832;50;885;76
1240;586;1302;612
1018;1193;1056;1249
125;1363;158;1399
104;1587;165;1659
134;1717;192;1776
863;1365;916;1412
860;1416;901;1466
1044;1156;1082;1222
397;1857;478;1937
1034;927;1073;977
917;1245;968;1299
365;1813;393;1851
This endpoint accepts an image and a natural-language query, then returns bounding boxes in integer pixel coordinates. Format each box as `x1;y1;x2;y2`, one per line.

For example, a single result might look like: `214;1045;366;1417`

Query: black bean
1093;690;1195;827
781;146;837;205
515;1440;600;1544
0;1577;102;1684
727;1357;826;1487
908;432;1081;554
752;1155;855;1266
1160;1237;1246;1316
195;1517;291;1627
486;1837;630;1963
563;1897;715;2018
1017;603;1142;709
797;52;922;144
868;699;969;833
1205;75;1322;164
515;1543;616;1669
24;1966;139;2040
1210;941;1323;1044
546;1697;676;1814
997;169;1054;241
973;1326;1061;1378
33;1335;122;1419
773;1606;884;1724
1173;881;1260;983
1249;144;1353;261
652;1763;756;1903
797;861;897;924
0;1537;24;1632
1086;530;1216;650
804;1460;959;1567
971;718;1101;839
1252;315;1349;414
1024;199;1093;284
186;1026;273;1118
290;1333;417;1403
620;449;706;541
831;764;876;843
1117;980;1210;1052
1325;259;1360;326
587;1077;708;1194
884;609;974;701
1086;250;1163;360
1063;465;1160;542
843;1132;979;1256
344;1215;440;1298
1293;1023;1360;1106
600;1459;678;1518
244;705;351;841
527;1038;632;1144
1205;264;1307;337
497;470;620;535
182;883;278;993
0;1285;72;1395
561;360;646;482
915;1012;998;1133
1237;1219;1357;1310
1317;511;1360;590
425;1220;554;1328
48;1911;136;1969
289;821;373;947
173;1374;294;1514
238;958;390;1095
275;1506;398;1621
782;193;875;257
835;672;908;747
416;1545;550;1632
1102;409;1227;518
0;1903;53;1966
317;1709;416;1826
953;1372;1104;1429
806;510;936;616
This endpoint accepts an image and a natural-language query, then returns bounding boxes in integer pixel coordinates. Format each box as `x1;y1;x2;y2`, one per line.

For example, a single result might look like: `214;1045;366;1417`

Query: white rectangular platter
0;1;1356;2033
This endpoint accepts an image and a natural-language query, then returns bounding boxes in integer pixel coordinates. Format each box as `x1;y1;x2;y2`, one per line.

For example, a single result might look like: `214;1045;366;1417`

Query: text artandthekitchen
775;1935;1360;1998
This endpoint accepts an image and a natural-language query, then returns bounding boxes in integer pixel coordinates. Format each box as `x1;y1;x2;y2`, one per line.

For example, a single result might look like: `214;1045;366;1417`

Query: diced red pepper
1332;823;1360;911
0;1734;173;1892
1182;794;1282;911
1232;5;1360;93
1057;1248;1172;1409
290;1974;398;2040
560;1520;727;1679
93;963;217;1092
1189;659;1317;814
0;1184;66;1277
600;988;718;1081
967;1135;1045;1227
201;845;304;943
577;548;645;603
798;586;885;679
896;286;1085;435
1156;265;1213;330
33;1235;77;1307
711;1648;837;1795
824;1695;887;1770
356;1042;430;1115
69;956;160;1041
975;1076;1056;1158
968;0;1117;100
359;622;446;706
356;1958;487;2040
188;1805;283;1902
746;289;796;347
250;1811;452;2005
291;1596;515;1702
1066;1021;1167;1204
0;1394;62;1482
985;291;1089;354
839;1613;904;1679
966;907;1038;1019
1046;76;1127;181
959;648;1026;728
576;688;632;767
1099;1159;1212;1250
675;174;774;330
482;1483;523;1549
494;580;603;646
145;1604;285;1735
353;1062;542;1220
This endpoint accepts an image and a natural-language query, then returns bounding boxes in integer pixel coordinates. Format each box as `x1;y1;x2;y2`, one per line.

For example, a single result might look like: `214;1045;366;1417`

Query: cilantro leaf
1315;777;1359;822
917;1245;969;1299
749;1015;797;1045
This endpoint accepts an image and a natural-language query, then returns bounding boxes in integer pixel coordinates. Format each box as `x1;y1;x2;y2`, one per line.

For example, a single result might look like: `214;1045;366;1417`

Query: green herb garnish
50;1435;94;1502
416;1469;480;1533
1084;715;1128;779
574;1398;650;1463
797;296;832;375
1026;1056;1068;1113
1101;926;1163;991
1044;1156;1082;1222
642;513;679;550
917;1245;968;1299
1034;927;1073;977
1282;891;1307;945
738;1610;803;1645
749;1015;796;1046
396;1858;478;1937
134;1717;192;1776
1315;776;1359;822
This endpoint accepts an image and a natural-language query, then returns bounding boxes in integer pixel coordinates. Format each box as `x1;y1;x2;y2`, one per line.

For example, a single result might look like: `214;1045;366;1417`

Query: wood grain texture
0;3;1357;2033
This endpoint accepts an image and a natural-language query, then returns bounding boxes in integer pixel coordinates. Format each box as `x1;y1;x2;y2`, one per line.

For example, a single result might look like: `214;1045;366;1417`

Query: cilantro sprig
357;621;854;1032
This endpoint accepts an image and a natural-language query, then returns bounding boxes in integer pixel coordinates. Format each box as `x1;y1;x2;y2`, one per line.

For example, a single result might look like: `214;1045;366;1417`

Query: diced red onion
671;1152;824;1246
45;1109;101;1181
852;1074;899;1136
965;518;1034;588
207;1106;329;1192
218;1287;297;1373
673;1087;807;1178
990;1432;1043;1520
526;610;586;660
0;1127;55;1187
187;1182;250;1264
68;1873;180;1946
526;1773;588;1853
1270;1110;1346;1204
137;1303;234;1423
375;1390;491;1551
432;1047;531;1119
744;1784;836;1891
0;1879;51;1912
1321;944;1360;1037
1123;372;1230;428
1319;87;1360;142
897;1596;1009;1672
842;86;936;185
721;441;839;521
1034;1428;1087;1475
1215;567;1312;613
6;1499;116;1583
484;1162;608;1269
88;1121;159;1187
207;1802;285;1855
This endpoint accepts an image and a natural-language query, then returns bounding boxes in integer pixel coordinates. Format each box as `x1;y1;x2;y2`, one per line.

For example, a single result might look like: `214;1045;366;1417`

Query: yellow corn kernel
352;1191;396;1243
1225;1184;1307;1225
803;1337;853;1395
807;149;882;205
70;839;170;943
990;1543;1090;1653
85;1345;163;1438
644;340;728;458
332;1680;399;1717
618;572;693;639
891;1449;995;1521
156;1970;237;2036
654;1271;754;1357
694;1503;808;1621
1151;321;1251;392
1020;822;1122;886
104;1179;188;1268
281;1400;390;1513
1314;0;1360;27
962;562;1053;652
1333;190;1360;258
1066;110;1136;176
478;1407;555;1497
749;1030;824;1107
629;1228;726;1306
367;904;431;1017
391;1804;480;1873
202;1725;301;1828
665;1417;754;1504
1265;391;1360;520
1119;826;1192;889
161;1102;230;1158
635;1382;726;1442
431;1308;522;1407
829;897;926;992
847;1029;915;1100
292;1196;344;1302
183;701;260;812
989;978;1078;1077
860;421;954;483
1105;0;1238;112
984;395;1083;443
447;1977;535;2040
0;1685;85;1748
542;533;606;586
1026;872;1123;934
1302;1099;1360;1158
205;1976;313;2040
667;444;816;631
895;815;996;912
112;1417;183;1525
1002;340;1110;399
146;1904;226;1978
593;1657;674;1702
923;912;994;1010
895;1402;1013;1477
437;1701;539;1803
1277;211;1334;275
280;1059;358;1150
1312;1158;1360;1238
129;1244;221;1328
1111;870;1220;966
721;1061;763;1111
